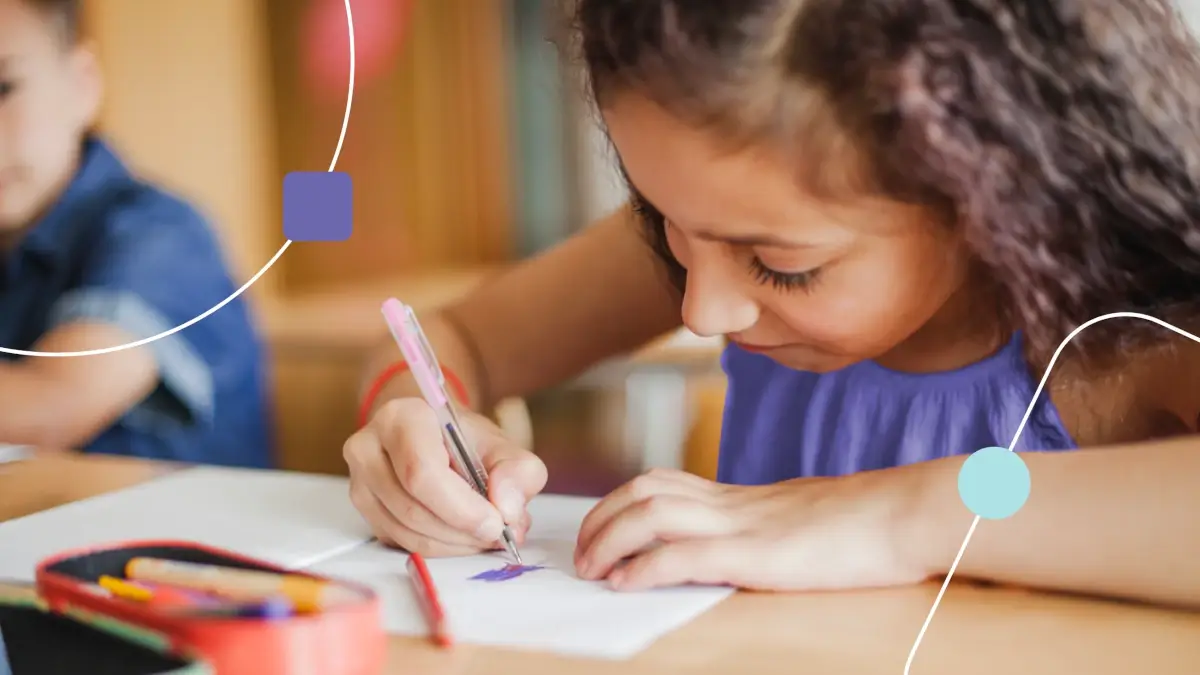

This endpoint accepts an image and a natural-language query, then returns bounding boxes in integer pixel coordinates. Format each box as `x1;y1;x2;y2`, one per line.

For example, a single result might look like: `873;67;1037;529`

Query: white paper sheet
0;445;33;465
0;466;372;581
307;494;734;660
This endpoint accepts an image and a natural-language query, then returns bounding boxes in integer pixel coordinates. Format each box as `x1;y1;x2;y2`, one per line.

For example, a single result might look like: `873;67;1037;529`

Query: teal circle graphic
957;446;1030;520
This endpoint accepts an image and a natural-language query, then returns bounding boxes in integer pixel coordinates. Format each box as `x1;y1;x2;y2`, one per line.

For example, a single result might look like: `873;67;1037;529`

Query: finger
577;495;732;580
345;428;484;549
485;446;547;525
500;510;532;547
576;469;716;556
373;399;506;541
366;467;486;549
607;539;740;592
349;488;482;558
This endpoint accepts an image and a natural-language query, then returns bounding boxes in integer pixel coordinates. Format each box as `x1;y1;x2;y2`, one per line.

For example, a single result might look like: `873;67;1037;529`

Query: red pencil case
34;540;387;675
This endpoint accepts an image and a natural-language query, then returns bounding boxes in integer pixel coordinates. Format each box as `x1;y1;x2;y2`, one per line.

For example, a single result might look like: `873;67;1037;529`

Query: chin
759;348;860;374
0;204;37;235
0;206;27;232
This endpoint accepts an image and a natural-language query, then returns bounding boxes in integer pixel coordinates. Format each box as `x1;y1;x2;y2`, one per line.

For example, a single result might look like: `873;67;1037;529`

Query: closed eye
749;257;820;291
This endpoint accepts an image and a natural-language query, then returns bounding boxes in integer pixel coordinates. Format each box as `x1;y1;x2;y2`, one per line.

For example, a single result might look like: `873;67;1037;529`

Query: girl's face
605;94;977;373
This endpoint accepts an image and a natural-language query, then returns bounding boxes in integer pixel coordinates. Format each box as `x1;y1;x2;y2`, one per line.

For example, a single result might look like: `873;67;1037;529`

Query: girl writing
345;0;1200;608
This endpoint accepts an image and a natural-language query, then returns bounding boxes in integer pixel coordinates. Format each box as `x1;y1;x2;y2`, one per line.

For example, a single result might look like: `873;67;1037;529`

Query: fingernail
475;515;503;541
608;570;625;589
497;486;525;524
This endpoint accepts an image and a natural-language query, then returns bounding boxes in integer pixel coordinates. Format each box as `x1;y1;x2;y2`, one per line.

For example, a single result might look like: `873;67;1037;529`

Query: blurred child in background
0;0;271;467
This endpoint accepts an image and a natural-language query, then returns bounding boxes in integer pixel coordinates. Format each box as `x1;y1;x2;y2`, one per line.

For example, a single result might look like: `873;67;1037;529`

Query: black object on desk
0;622;12;675
0;599;198;675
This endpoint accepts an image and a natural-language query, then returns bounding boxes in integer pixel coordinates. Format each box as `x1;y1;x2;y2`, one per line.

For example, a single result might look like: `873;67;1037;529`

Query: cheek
1;92;51;162
764;238;966;355
0;85;77;224
664;224;691;267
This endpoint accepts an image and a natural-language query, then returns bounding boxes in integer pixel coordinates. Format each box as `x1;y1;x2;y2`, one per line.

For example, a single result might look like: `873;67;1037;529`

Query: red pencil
406;553;453;647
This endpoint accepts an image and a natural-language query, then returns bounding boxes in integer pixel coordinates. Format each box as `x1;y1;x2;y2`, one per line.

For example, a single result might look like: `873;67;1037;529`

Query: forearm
359;205;682;417
0;324;158;449
903;437;1200;608
445;206;682;405
0;362;79;447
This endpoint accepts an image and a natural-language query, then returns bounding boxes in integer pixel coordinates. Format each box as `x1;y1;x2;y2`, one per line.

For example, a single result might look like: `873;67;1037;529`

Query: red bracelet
358;360;471;428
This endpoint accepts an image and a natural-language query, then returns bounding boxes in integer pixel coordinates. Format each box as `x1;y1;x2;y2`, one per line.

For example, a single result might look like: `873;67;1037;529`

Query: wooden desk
3;455;1198;674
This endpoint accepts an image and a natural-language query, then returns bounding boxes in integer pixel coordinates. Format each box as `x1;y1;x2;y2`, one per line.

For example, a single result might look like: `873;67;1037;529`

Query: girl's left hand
573;468;936;592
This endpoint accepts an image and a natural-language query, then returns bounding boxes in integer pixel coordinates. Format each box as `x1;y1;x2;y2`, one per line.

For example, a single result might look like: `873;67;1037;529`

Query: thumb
482;441;547;526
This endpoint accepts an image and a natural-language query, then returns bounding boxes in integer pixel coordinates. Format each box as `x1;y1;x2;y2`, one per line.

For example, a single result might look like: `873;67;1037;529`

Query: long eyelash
749;257;819;292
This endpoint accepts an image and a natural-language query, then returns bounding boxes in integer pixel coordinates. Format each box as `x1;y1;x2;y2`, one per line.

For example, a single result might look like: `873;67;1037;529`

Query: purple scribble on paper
469;564;546;582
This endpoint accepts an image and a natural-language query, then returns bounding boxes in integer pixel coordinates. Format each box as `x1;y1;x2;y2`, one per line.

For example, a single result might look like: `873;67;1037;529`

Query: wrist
357;360;471;428
889;455;971;579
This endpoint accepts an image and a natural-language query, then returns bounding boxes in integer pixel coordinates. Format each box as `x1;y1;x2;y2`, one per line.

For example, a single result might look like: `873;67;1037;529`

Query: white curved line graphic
904;312;1200;674
1;0;358;358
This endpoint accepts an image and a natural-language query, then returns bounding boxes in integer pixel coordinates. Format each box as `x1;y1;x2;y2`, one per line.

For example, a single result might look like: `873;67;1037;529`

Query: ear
67;40;104;129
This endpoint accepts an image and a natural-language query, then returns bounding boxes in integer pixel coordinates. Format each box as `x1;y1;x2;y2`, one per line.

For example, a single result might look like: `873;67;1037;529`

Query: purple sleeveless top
717;332;1078;484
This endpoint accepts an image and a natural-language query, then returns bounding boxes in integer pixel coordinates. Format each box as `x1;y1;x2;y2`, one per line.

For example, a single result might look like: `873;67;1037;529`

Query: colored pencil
126;558;357;613
406;553;452;647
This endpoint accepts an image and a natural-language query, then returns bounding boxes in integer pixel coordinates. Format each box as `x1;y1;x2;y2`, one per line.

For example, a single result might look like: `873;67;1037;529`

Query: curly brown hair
567;0;1200;362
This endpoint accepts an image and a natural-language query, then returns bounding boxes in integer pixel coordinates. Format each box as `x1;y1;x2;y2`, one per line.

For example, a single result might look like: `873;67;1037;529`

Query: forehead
604;92;940;246
0;0;61;57
605;95;802;225
604;93;872;244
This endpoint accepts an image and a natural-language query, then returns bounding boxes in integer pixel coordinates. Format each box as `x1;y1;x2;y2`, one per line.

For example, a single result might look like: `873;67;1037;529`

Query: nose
680;256;759;338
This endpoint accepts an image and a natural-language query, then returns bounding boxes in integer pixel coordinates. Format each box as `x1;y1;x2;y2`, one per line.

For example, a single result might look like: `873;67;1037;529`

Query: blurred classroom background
78;0;726;492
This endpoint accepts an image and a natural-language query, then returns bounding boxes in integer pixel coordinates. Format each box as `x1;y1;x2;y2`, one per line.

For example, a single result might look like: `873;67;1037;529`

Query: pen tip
501;526;523;565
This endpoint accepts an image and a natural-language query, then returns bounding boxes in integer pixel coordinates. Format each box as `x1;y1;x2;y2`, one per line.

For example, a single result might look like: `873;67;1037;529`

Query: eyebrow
692;229;816;249
634;190;819;249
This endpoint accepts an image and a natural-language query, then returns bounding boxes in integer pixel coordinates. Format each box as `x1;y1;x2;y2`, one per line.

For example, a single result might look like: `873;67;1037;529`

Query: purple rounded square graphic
283;171;353;242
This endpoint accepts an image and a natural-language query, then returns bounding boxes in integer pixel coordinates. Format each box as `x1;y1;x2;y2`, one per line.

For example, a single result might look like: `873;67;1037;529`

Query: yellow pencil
97;575;153;602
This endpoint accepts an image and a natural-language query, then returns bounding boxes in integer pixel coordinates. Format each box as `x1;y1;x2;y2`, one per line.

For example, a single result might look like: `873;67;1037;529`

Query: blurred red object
302;0;411;96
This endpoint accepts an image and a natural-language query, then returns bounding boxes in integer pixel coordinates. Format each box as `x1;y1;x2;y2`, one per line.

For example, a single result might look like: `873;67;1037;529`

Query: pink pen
380;298;523;564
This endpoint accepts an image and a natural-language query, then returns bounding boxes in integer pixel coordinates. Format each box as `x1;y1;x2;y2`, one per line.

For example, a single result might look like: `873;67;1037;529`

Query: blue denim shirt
0;137;273;467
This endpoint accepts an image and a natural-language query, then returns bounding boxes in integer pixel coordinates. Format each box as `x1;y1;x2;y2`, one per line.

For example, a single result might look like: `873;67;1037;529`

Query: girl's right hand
343;398;548;556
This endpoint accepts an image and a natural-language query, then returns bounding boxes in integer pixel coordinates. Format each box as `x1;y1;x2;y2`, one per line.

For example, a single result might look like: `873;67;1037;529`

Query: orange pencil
406;553;452;647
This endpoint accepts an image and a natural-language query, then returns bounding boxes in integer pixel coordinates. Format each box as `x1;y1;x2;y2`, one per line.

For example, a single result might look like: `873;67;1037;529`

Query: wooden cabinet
263;0;515;292
81;0;281;297
83;1;521;472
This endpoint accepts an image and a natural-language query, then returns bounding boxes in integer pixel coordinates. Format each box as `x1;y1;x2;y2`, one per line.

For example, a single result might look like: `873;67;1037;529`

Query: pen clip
404;307;446;389
381;298;448;409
